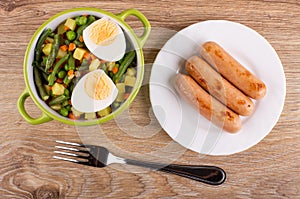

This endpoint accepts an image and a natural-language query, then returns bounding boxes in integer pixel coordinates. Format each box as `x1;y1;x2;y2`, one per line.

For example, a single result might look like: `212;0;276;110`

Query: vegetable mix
33;15;137;120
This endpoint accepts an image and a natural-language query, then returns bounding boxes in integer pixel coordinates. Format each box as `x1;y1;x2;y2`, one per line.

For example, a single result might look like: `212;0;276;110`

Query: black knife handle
159;164;226;185
125;159;226;185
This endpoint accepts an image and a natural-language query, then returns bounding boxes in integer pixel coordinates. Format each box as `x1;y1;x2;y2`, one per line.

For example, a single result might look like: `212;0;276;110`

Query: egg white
83;17;126;62
71;69;118;113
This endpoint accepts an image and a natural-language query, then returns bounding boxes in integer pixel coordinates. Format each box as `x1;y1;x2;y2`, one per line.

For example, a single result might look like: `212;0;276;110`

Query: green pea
75;16;81;25
60;107;69;117
66;31;76;41
78;16;87;26
58;70;66;79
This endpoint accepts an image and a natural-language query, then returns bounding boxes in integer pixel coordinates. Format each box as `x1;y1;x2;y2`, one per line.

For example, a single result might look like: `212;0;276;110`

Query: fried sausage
186;56;254;116
200;41;266;100
174;73;242;133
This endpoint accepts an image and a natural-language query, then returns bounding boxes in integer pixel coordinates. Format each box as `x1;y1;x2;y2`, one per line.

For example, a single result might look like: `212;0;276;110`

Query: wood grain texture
0;0;299;198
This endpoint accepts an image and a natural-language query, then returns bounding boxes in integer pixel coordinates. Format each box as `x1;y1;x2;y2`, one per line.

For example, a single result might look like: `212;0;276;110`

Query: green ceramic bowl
17;8;151;126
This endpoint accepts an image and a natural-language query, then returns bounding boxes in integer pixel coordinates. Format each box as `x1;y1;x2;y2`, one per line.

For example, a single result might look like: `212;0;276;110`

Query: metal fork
53;141;226;185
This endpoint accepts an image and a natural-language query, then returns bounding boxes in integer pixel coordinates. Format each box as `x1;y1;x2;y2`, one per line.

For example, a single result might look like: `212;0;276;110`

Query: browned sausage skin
200;41;267;100
186;56;254;116
174;73;242;133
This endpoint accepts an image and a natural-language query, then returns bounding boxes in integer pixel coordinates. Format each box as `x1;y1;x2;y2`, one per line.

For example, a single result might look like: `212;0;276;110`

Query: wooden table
1;0;299;198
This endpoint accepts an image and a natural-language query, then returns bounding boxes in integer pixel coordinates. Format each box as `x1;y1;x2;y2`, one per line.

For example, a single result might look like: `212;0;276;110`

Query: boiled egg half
71;69;118;113
83;17;126;62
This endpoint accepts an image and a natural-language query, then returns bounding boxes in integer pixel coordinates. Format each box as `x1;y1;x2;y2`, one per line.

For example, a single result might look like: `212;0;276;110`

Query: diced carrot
124;93;130;100
48;68;53;73
49;86;53;90
82;14;88;17
68;99;72;105
112;66;118;74
64;26;70;31
83;52;90;60
56;78;63;83
60;45;68;52
68;112;76;120
68;43;76;51
68;70;74;76
79;35;84;43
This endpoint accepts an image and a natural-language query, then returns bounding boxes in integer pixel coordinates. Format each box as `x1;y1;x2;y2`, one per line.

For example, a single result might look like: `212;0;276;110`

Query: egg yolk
84;72;111;100
89;19;118;46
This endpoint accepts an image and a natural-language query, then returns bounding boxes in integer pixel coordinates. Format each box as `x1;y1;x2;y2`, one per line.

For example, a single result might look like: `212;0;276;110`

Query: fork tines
53;140;90;164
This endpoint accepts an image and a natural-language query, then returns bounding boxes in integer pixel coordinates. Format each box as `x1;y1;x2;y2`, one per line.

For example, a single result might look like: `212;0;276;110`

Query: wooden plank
0;0;299;198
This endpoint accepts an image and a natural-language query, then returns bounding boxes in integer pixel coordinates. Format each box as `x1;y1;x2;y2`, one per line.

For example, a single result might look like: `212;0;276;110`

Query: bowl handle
116;9;151;47
17;88;52;125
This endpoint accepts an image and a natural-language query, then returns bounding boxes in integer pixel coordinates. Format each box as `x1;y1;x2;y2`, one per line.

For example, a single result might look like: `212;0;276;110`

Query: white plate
149;20;286;155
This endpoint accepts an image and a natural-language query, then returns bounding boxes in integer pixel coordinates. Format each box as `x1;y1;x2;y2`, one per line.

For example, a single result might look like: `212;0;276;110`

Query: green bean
45;34;61;72
100;63;107;72
64;88;70;97
64;64;69;71
64;39;71;45
49;32;55;38
113;51;136;82
62;100;69;107
34;28;52;64
78;65;89;71
81;59;89;67
70;83;75;92
68;53;75;70
117;57;124;65
109;71;114;79
33;62;49;76
48;54;70;86
41;71;49;83
74;40;84;48
63;74;74;85
48;75;56;84
65;105;71;111
34;67;49;101
49;95;67;106
42;57;48;67
50;104;61;111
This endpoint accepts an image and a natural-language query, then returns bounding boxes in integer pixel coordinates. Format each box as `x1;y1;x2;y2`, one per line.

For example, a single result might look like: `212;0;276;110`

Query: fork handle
125;160;226;185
